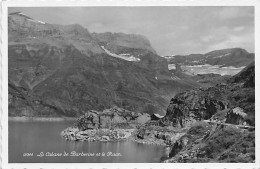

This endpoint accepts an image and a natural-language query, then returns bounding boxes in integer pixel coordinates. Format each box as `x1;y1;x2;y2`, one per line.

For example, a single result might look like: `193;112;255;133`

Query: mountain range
8;12;255;118
8;12;199;117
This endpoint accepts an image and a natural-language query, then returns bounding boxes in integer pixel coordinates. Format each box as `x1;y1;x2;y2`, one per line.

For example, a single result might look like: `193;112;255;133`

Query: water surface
9;121;165;163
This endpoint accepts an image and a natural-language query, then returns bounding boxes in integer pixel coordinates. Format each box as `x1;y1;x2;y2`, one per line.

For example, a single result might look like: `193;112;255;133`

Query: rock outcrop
61;106;152;142
160;87;227;128
75;106;142;130
225;107;247;125
136;114;151;124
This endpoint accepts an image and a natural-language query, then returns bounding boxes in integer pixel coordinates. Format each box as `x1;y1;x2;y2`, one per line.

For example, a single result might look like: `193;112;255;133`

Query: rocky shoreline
61;126;182;147
61;127;135;142
61;121;187;148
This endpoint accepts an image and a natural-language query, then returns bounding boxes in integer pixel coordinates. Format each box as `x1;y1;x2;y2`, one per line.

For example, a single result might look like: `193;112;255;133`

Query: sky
9;7;254;56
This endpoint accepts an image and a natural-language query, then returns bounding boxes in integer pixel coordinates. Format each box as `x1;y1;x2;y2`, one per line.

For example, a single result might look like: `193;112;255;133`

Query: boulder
151;113;164;121
136;114;151;124
225;107;247;125
76;111;99;130
99;115;112;129
112;114;127;124
160;87;228;128
101;135;110;141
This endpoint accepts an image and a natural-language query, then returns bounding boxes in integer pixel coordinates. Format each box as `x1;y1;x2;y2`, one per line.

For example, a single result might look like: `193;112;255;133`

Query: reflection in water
9;121;165;163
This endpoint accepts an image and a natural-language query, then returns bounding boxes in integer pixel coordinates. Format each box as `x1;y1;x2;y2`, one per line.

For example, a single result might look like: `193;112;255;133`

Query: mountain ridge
164;48;254;68
8;12;199;117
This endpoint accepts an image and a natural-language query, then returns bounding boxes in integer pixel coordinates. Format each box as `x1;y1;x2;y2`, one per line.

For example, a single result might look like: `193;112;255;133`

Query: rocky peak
8;12;93;42
9;12;33;20
9;12;52;32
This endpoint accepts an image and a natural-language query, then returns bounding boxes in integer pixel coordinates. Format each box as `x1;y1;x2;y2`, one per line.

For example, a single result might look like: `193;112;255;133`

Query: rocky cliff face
161;87;227;128
8;13;199;117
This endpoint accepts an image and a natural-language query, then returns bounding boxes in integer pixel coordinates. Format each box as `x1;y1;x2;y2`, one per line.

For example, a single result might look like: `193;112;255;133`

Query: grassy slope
166;121;255;163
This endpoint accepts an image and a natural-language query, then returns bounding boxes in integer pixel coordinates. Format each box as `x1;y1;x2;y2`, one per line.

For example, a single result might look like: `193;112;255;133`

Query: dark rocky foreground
62;62;255;163
160;62;255;163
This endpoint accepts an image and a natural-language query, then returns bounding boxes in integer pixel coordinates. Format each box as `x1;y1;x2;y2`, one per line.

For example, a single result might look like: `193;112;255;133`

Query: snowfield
213;53;231;58
180;64;245;76
28;18;46;24
168;64;176;70
101;46;140;62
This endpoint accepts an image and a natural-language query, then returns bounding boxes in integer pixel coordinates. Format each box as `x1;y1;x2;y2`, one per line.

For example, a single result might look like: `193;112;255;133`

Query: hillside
161;61;255;162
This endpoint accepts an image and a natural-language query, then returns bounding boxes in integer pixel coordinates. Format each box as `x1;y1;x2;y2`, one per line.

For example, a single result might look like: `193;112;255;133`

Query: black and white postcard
1;0;259;169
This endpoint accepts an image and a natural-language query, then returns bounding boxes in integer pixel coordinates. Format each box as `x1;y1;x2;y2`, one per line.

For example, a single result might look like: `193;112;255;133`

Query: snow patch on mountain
185;64;222;68
168;64;176;70
213;53;231;58
27;18;46;24
17;12;27;17
11;12;46;24
38;21;46;24
101;46;140;62
181;64;246;76
162;55;176;61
